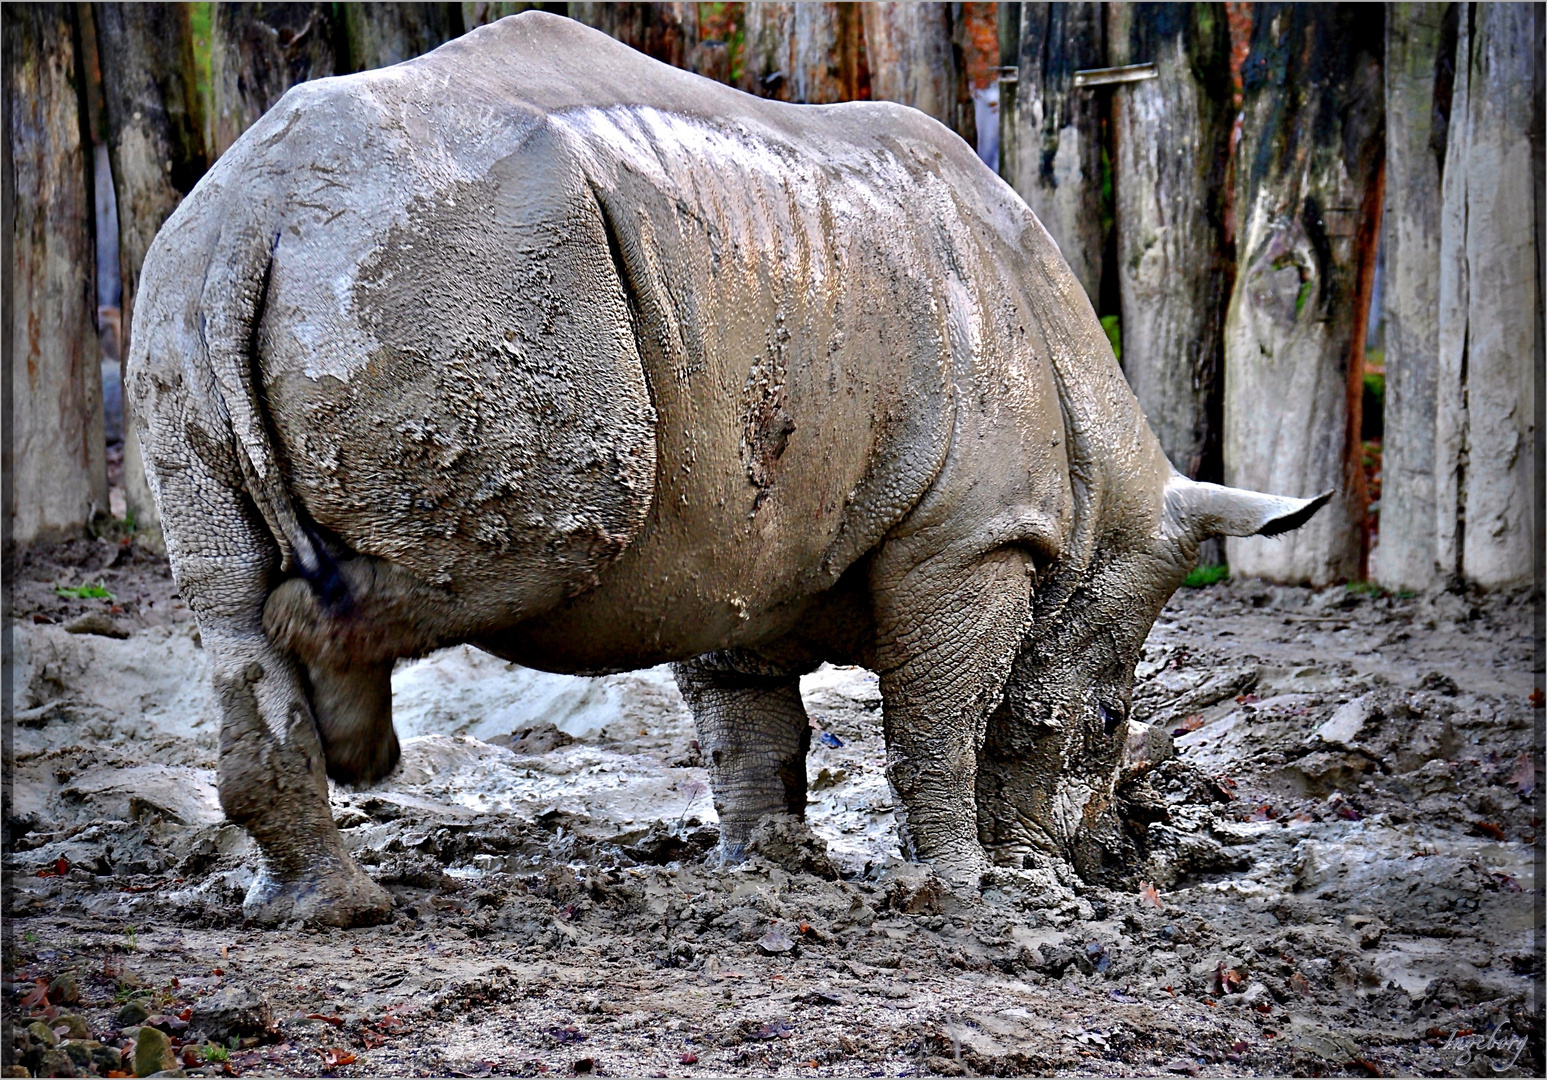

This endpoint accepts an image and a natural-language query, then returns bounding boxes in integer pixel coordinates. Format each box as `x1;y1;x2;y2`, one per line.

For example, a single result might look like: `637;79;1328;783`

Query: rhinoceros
128;12;1326;926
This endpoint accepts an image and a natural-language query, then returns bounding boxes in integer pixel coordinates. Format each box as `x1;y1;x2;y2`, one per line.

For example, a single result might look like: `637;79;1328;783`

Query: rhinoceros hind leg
869;543;1032;887
306;658;399;786
213;642;394;928
673;654;813;864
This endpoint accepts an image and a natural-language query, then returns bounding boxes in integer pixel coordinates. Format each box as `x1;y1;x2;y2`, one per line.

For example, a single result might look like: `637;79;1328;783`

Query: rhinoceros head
976;473;1330;883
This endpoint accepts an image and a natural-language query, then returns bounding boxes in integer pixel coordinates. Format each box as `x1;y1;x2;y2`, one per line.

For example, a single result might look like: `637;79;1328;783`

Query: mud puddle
4;542;1542;1077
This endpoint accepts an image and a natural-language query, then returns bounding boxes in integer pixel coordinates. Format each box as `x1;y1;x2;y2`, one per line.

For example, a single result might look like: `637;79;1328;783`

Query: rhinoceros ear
1165;476;1333;541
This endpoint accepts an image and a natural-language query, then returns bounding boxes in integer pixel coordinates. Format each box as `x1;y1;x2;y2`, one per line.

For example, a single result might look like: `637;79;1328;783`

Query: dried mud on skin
4;542;1544;1078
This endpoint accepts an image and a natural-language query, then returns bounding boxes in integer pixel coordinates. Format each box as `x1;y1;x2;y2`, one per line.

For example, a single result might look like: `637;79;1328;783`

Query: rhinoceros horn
1164;476;1333;541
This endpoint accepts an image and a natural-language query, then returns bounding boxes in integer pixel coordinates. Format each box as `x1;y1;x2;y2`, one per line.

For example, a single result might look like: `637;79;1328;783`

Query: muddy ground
4;538;1543;1077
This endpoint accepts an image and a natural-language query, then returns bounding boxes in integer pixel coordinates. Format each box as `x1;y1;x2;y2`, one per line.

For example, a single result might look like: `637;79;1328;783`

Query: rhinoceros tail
198;218;347;607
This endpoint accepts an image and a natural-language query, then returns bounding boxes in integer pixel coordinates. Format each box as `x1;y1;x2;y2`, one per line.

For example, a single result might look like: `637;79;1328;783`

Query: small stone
2;1065;32;1077
53;1015;90;1040
63;612;129;639
1316;696;1375;749
756;926;795;955
46;973;80;1006
35;1048;77;1078
116;999;152;1027
146;1071;188;1078
60;1040;98;1070
27;1021;59;1048
189;987;272;1042
134;1025;177;1077
92;1045;124;1073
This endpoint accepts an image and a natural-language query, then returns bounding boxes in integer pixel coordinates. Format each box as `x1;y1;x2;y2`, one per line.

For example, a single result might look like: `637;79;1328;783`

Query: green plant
124;925;138;952
1345;580;1384;596
22;930;36;944
201;1044;231;1064
1100;314;1122;361
1183;564;1229;588
55;581;114;600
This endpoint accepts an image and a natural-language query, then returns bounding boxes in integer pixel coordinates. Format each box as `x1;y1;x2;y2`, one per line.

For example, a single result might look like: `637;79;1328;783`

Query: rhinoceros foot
243;858;394;927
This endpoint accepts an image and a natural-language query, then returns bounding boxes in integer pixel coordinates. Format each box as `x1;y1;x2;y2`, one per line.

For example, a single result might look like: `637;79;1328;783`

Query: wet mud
5;541;1542;1077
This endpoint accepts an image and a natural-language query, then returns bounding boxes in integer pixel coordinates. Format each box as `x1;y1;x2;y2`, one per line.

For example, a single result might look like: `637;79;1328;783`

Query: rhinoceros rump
128;12;1325;926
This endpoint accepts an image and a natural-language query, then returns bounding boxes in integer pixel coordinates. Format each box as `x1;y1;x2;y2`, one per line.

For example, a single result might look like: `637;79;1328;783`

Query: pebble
116;998;152;1026
134;1024;178;1077
46;972;80;1005
190;986;272;1041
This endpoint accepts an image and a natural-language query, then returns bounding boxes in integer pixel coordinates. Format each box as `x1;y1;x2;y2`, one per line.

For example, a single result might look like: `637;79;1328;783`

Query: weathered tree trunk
1108;3;1233;486
567;2;695;68
3;3;107;547
1371;3;1455;592
1222;4;1384;585
210;3;342;159
1434;3;1543;590
861;2;974;145
998;2;1105;302
95;2;208;551
341;3;463;72
740;2;865;104
463;3;567;30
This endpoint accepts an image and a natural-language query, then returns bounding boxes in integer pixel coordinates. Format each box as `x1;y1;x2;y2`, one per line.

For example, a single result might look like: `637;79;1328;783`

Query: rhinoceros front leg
869;543;1033;886
673;653;812;863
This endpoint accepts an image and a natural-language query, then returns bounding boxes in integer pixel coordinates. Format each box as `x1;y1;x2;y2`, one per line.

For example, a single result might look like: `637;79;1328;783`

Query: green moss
1363;370;1385;399
1183;564;1229;588
1100;314;1122;361
1295;278;1314;316
189;3;214;145
56;581;114;600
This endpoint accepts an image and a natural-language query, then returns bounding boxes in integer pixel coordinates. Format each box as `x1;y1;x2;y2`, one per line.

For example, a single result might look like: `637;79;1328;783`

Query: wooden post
1434;3;1543;590
998;2;1105;303
861;1;973;143
1222;4;1385;585
1107;3;1233;485
741;2;864;104
1372;3;1455;592
341;3;464;72
567;2;695;68
95;2;209;551
210;3;342;159
3;2;108;548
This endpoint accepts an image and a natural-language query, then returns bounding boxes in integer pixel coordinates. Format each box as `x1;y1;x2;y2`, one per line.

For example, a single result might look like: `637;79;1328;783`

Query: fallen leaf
20;980;47;1009
1178;714;1205;732
1250;804;1277;821
321;1047;355;1067
1506;752;1536;796
307;1014;344;1026
1139;882;1164;910
1235;693;1259;705
1471;821;1506;842
1289;972;1312;997
1529;688;1544;708
679;1052;698;1065
359;1031;385;1050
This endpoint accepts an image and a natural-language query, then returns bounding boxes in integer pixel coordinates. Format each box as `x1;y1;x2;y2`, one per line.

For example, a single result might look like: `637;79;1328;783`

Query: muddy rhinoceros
128;12;1325;926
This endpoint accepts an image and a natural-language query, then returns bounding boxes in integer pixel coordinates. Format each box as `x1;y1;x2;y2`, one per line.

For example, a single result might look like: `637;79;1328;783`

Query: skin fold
128;13;1325;926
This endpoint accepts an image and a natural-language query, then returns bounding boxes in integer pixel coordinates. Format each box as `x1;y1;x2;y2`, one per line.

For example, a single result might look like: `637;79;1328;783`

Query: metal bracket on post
991;65;1019;86
1072;63;1158;88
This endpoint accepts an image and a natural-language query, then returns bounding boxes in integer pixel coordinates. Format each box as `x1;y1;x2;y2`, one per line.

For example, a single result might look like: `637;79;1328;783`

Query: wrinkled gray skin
128;13;1326;926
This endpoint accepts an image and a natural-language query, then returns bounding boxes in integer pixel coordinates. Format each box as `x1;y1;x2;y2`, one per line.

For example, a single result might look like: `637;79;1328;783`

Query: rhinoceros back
132;11;1083;656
